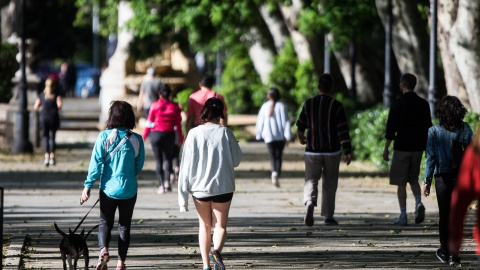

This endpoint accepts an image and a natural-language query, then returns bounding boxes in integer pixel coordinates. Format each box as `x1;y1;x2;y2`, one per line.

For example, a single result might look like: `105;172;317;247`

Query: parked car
74;63;101;99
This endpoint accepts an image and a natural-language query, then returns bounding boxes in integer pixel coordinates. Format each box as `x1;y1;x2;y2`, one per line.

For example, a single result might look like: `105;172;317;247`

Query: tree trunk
437;0;480;112
243;4;281;84
279;0;312;64
333;42;383;104
376;0;430;98
1;1;16;41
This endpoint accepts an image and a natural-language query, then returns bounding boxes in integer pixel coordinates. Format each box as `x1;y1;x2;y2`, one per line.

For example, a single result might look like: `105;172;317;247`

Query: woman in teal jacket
81;101;145;270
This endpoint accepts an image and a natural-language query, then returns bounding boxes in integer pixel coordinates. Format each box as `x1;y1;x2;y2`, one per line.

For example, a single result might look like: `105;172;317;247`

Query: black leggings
149;131;175;187
434;174;456;255
98;190;137;261
266;141;286;174
41;120;57;154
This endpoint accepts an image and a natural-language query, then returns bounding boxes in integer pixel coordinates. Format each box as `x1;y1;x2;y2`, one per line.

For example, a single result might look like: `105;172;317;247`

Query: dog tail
54;222;68;238
83;224;99;240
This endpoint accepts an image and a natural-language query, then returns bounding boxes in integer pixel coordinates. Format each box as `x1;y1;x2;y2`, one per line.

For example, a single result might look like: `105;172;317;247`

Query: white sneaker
156;186;165;194
271;172;280;187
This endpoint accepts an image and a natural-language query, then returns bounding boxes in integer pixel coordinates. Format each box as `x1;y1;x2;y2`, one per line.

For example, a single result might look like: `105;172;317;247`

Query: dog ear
80;228;85;237
69;228;73;235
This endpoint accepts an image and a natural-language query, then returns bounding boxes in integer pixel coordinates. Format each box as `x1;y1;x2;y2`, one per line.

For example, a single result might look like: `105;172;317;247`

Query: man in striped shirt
296;73;352;227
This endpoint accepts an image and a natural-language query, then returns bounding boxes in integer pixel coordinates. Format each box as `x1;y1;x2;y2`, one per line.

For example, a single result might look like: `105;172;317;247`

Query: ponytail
267;88;280;118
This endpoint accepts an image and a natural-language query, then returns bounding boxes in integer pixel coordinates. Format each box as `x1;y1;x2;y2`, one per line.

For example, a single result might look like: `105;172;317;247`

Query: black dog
54;222;98;270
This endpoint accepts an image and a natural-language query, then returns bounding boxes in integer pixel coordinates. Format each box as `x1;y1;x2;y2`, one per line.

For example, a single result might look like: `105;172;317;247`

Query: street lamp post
383;0;393;109
428;0;438;118
13;0;33;154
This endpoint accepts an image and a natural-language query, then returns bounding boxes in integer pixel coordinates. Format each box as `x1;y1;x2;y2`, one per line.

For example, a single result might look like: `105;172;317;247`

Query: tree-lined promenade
1;129;477;269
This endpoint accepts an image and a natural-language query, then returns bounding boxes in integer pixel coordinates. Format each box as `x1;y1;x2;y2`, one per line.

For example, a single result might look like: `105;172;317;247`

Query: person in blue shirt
80;101;145;270
422;96;473;266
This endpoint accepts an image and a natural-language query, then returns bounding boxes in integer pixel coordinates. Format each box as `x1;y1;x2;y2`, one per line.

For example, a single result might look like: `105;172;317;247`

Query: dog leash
73;198;99;234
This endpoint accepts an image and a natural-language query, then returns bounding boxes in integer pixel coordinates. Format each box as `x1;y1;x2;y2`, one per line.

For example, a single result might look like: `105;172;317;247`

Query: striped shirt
296;94;351;154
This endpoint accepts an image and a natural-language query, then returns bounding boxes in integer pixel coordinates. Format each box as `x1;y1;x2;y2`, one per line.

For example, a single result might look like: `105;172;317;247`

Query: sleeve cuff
423;178;432;185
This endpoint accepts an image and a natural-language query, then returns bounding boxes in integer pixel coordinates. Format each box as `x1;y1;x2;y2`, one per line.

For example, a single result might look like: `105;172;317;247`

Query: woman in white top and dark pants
178;97;242;270
255;88;291;187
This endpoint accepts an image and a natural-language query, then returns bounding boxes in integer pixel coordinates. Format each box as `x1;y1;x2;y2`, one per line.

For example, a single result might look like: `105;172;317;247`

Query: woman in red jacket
143;83;183;194
449;126;480;266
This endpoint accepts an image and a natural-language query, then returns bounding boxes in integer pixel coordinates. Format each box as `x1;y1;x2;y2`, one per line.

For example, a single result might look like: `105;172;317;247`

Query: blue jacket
424;123;473;184
84;128;145;199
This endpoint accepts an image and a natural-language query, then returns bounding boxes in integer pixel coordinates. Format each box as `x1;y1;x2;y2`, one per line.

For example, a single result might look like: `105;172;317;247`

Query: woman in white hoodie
178;97;242;270
255;88;291;187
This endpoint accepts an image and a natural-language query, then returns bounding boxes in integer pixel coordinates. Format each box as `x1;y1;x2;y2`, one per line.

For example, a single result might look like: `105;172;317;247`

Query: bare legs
193;199;231;269
397;181;422;209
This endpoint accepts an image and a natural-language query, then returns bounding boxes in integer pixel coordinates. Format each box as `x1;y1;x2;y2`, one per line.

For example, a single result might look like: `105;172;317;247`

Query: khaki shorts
389;150;423;186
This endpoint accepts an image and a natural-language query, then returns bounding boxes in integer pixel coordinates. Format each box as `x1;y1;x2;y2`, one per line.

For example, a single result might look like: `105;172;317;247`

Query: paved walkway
0;130;477;269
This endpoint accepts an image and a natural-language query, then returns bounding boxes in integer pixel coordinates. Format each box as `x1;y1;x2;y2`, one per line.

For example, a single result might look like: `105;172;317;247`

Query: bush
219;48;265;114
0;42;18;103
174;88;193;112
269;39;298;118
350;104;390;170
350;105;480;172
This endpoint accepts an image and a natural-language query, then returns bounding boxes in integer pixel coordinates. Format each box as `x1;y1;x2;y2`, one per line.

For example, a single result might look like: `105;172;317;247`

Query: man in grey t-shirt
137;67;162;118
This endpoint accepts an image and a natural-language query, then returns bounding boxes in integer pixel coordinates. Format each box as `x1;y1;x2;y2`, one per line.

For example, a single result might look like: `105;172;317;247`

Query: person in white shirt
255;88;291;187
178;97;242;270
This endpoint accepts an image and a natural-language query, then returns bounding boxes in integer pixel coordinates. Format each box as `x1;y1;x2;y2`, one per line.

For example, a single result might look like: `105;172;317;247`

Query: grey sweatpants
303;154;341;218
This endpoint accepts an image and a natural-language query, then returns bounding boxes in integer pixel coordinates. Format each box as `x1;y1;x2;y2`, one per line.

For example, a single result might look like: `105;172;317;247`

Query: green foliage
465;109;480;133
301;0;380;49
173;88;193;112
350;105;480;171
350;104;389;170
268;39;298;117
75;0;118;38
293;60;318;105
0;43;18;103
219;49;265;114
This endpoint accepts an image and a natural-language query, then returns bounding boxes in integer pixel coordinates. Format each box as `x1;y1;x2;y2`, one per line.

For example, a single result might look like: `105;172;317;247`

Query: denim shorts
193;192;233;203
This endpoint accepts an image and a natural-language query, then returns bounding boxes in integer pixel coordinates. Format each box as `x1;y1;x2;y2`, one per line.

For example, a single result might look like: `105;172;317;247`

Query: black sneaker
436;249;449;264
415;203;425;224
325;217;338;226
449;255;461;267
304;203;314;227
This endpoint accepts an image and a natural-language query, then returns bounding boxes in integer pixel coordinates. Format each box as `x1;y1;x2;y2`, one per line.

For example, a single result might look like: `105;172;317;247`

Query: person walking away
186;75;228;135
143;84;183;194
296;73;352;227
33;77;62;167
178;97;242;270
449;125;480;268
58;62;77;97
255;87;291;187
137;67;162;118
421;96;473;266
383;73;432;226
80;101;145;270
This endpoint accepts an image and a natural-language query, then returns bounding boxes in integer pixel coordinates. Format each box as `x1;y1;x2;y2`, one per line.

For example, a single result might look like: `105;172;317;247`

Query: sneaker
44;158;49;167
156;186;165;194
164;183;172;192
394;215;407;226
209;250;225;270
271;172;280;187
325;217;339;226
436;249;449;264
49;158;55;166
449;255;461;266
304;203;314;227
415;203;425;224
115;266;126;270
204;268;212;270
96;249;110;270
